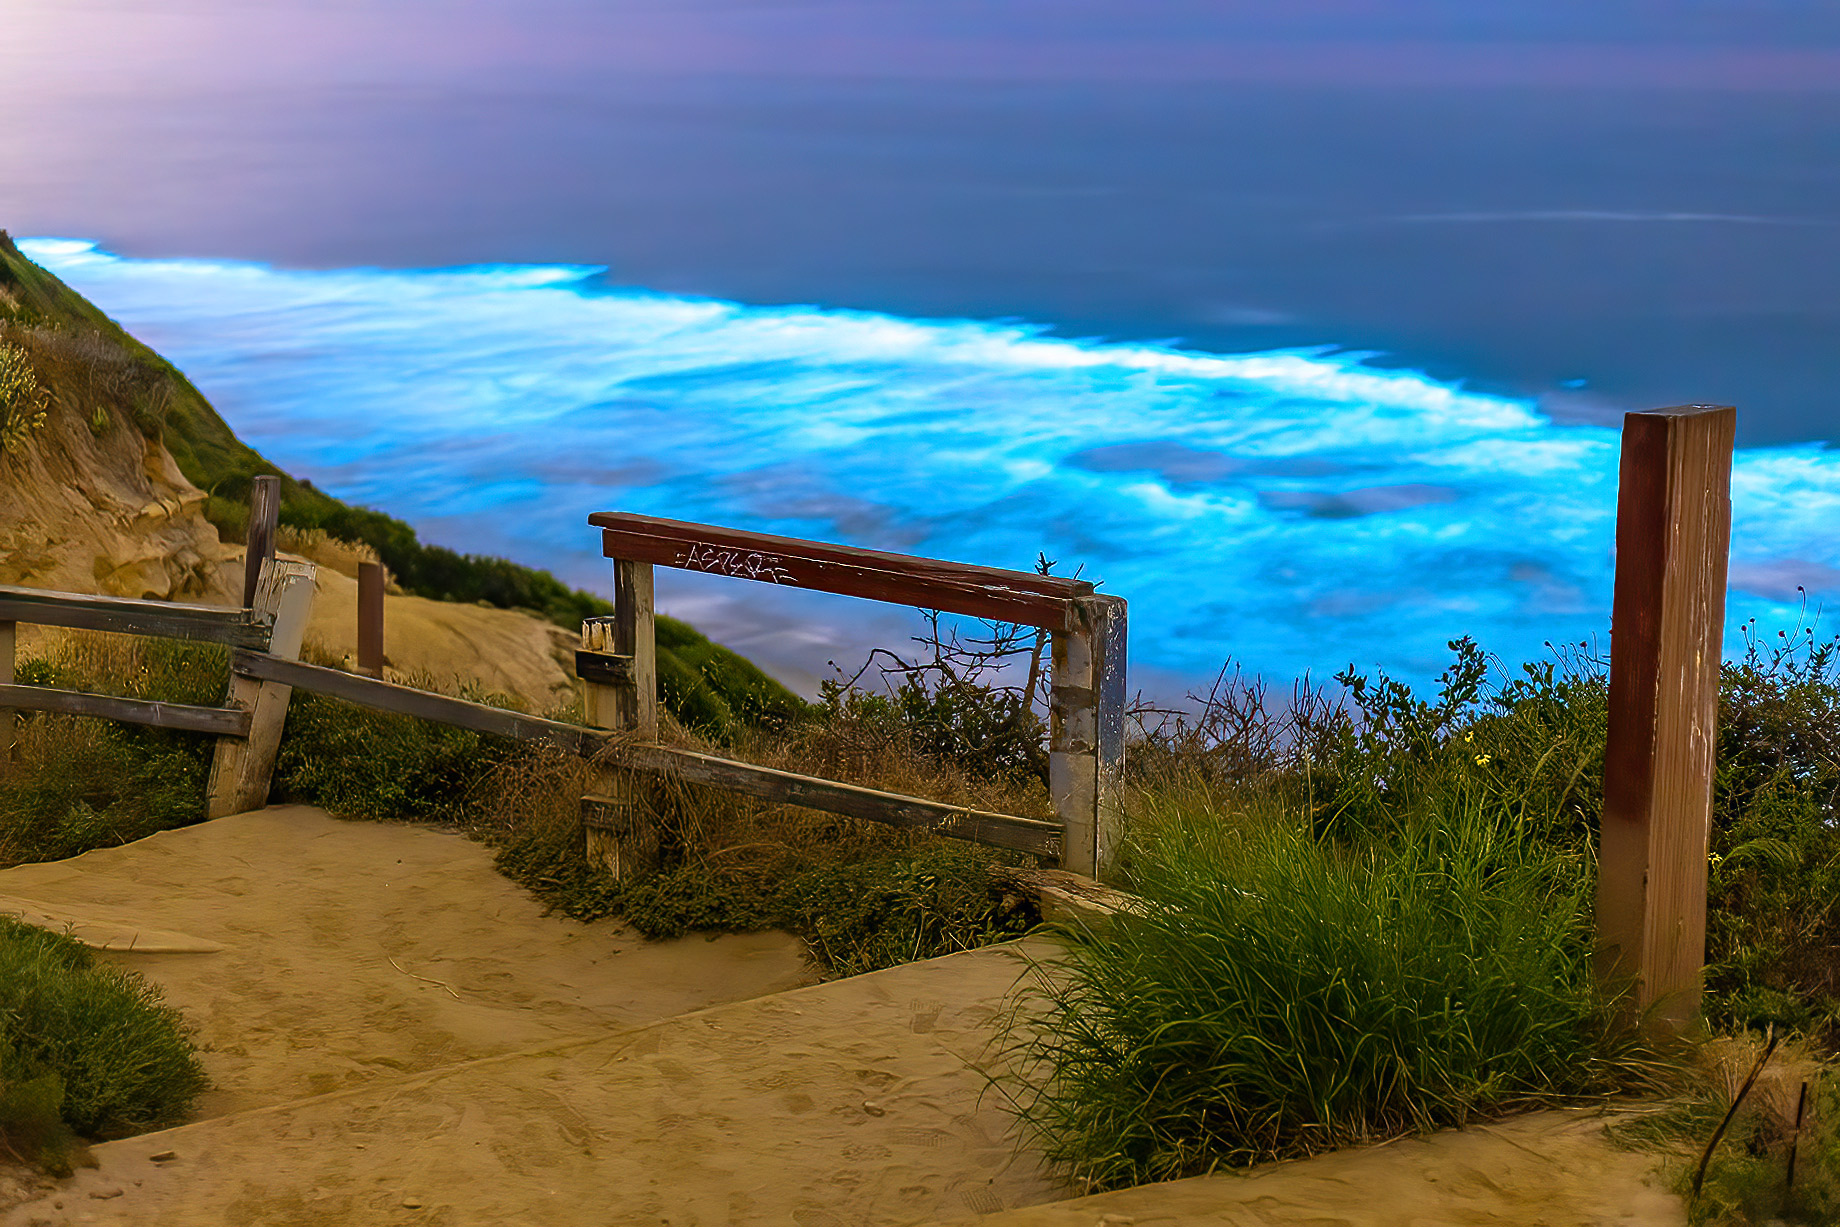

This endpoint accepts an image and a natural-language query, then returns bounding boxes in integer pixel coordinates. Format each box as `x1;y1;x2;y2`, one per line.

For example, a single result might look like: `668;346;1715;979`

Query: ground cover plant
0;919;207;1174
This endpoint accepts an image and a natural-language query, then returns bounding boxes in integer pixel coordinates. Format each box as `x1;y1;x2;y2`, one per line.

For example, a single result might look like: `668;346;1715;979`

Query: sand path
0;809;1686;1226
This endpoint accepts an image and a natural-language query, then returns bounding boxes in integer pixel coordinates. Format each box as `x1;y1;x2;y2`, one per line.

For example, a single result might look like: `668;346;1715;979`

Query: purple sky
11;1;1840;94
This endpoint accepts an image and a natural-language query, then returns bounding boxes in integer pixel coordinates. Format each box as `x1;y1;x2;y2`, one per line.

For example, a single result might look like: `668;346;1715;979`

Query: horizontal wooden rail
230;651;603;756
0;586;273;648
228;650;1059;857
619;746;1062;858
0;683;252;737
591;511;1093;631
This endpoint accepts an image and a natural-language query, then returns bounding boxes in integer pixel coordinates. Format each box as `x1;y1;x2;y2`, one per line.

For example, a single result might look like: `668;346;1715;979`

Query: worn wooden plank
236;647;1057;856
230;649;603;757
357;560;385;679
243;475;281;608
0;683;251;737
1597;405;1735;1030
0;586;272;648
573;650;635;687
0;620;13;765
614;560;658;740
207;559;316;817
593;512;1091;630
620;745;1063;859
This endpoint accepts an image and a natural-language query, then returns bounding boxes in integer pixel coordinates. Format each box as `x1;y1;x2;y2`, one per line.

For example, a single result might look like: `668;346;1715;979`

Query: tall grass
1005;787;1661;1190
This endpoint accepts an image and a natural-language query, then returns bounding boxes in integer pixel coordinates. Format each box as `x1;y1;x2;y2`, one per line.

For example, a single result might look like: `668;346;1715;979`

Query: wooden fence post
579;559;659;878
207;558;317;818
1050;595;1127;878
243;475;280;609
1596;405;1736;1030
0;618;13;767
357;561;385;679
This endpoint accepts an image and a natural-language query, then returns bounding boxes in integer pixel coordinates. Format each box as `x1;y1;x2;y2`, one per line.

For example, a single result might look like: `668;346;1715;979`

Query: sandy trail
0;808;1686;1226
0;807;813;1118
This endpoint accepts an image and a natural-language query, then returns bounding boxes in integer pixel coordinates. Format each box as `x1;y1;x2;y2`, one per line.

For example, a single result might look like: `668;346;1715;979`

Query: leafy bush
0;919;207;1169
1005;792;1659;1191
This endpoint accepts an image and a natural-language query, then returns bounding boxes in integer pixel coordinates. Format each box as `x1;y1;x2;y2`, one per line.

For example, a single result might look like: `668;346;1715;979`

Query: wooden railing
0;501;1113;875
583;512;1127;878
0;557;318;818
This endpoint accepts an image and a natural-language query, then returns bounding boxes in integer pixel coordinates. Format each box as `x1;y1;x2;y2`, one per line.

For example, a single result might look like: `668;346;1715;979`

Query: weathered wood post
207;557;317;818
577;559;660;878
1596;405;1736;1030
0;617;13;767
1050;594;1128;878
243;474;281;609
357;560;385;678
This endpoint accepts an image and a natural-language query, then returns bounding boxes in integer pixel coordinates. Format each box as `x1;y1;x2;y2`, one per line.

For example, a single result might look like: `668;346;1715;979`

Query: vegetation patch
1004;790;1660;1190
0;634;224;867
0;919;206;1174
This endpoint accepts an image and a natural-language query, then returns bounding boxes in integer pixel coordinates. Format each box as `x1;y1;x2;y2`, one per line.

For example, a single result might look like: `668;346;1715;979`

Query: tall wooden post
0;618;13;767
357;561;385;678
1050;595;1127;878
208;558;318;817
1597;405;1735;1030
243;475;281;609
579;559;659;878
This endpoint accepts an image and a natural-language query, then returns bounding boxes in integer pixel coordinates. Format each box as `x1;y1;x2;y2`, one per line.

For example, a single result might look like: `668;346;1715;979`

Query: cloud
1729;558;1840;602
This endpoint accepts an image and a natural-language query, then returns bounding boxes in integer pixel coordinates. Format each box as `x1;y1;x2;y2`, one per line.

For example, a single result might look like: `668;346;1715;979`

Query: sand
0;808;1687;1226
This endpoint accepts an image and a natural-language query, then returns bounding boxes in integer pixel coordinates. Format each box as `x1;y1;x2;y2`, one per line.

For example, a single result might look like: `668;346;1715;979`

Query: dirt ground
0;808;1687;1226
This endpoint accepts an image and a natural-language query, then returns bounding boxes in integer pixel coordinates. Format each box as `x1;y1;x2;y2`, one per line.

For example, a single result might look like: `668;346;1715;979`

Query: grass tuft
1004;789;1663;1191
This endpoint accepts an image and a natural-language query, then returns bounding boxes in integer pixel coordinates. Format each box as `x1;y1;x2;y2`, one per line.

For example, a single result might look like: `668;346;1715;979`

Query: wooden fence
0;559;318;819
580;512;1127;878
0;498;1120;877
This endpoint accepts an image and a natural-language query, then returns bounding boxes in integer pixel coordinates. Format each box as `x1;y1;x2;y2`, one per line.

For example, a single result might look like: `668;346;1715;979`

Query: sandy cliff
0;399;236;603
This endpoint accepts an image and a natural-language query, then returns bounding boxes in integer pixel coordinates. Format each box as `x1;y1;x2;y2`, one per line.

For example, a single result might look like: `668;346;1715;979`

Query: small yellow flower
1474;753;1492;766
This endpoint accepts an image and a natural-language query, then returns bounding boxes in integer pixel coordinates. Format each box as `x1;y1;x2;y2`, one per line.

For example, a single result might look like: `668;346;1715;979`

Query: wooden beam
0;586;272;648
229;649;603;757
0;620;13;766
573;650;635;687
619;746;1064;859
0;683;251;737
243;475;280;609
1050;595;1128;877
207;559;316;818
357;560;385;678
592;511;1091;630
234;649;1058;856
1597;405;1736;1030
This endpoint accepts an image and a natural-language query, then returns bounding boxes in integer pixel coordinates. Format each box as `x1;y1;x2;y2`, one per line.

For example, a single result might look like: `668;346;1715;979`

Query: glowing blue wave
23;238;1840;694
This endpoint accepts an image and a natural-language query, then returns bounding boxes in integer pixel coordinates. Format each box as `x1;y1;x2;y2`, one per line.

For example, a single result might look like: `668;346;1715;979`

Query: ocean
20;238;1840;698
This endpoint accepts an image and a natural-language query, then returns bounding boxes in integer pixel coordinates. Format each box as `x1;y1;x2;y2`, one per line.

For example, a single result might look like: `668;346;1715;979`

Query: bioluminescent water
24;238;1840;697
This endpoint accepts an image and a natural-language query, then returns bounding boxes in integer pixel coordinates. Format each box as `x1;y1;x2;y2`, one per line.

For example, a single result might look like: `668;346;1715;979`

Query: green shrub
495;822;1038;978
0;919;206;1168
1005;792;1658;1191
270;684;525;822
